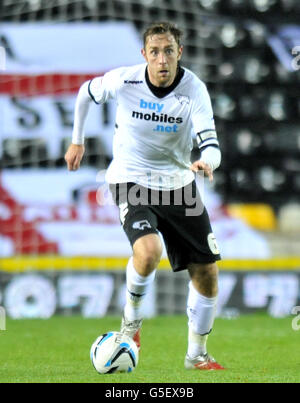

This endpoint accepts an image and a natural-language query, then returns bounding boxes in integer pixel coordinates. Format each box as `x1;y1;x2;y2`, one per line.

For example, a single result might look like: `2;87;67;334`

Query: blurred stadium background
0;0;300;321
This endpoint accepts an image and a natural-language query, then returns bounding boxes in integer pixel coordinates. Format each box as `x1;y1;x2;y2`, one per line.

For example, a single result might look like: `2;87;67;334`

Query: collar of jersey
145;65;185;98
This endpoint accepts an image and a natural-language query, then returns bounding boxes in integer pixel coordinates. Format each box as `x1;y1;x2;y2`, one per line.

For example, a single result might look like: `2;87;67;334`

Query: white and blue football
90;331;139;374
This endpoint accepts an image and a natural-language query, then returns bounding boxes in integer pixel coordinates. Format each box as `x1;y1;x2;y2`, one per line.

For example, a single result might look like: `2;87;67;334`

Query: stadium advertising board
0;268;299;319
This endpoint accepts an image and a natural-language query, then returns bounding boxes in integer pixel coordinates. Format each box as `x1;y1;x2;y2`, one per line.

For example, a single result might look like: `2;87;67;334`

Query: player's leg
110;183;162;348
185;262;224;369
109;182;162;349
124;233;162;321
133;233;162;276
187;262;218;357
156;181;223;368
121;233;162;349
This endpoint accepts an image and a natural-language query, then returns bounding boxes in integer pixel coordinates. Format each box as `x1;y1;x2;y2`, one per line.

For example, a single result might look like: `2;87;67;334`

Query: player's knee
188;262;219;297
133;234;162;275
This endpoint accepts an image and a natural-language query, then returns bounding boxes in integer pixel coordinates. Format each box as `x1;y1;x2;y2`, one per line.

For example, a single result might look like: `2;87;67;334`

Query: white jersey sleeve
71;80;93;145
71;68;122;144
191;81;219;150
88;69;121;104
200;146;221;171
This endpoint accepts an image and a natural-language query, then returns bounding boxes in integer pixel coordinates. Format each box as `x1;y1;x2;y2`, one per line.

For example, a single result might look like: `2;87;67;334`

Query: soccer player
65;21;224;370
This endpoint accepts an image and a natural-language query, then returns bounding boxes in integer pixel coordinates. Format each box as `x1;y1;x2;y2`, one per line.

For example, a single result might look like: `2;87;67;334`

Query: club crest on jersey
175;94;190;105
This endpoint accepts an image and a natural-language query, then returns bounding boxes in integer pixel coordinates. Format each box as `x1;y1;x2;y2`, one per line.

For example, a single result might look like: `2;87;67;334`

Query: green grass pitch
0;313;299;383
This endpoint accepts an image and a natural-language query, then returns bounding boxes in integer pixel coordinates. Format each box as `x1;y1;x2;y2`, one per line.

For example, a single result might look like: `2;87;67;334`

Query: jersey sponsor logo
131;111;182;124
153;124;178;133
140;98;164;113
132;220;152;230
131;98;183;132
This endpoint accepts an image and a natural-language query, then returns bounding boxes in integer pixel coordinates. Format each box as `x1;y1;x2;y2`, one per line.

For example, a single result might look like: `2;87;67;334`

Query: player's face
142;33;183;88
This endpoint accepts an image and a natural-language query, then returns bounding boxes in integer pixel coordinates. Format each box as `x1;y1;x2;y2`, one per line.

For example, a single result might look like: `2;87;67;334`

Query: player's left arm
190;82;221;181
190;137;221;182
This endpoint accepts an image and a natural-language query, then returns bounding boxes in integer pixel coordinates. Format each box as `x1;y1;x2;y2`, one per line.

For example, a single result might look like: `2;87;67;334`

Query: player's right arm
65;72;118;171
65;143;85;171
65;80;93;171
65;68;122;171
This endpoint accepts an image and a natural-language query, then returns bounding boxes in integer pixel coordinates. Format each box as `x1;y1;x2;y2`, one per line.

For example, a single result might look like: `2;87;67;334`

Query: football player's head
142;21;183;88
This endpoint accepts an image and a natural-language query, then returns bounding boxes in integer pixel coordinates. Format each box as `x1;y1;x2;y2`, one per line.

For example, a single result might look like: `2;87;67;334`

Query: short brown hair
143;21;183;48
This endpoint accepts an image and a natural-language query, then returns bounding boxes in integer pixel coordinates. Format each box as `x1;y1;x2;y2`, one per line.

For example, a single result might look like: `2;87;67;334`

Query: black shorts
109;181;221;272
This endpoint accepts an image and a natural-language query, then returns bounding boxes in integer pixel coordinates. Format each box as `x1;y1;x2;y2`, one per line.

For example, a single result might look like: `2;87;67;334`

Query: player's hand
190;160;213;182
64;144;85;171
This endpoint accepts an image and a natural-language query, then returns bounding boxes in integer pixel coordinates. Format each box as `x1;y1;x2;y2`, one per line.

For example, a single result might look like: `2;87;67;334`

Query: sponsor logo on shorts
132;220;152;230
207;233;220;255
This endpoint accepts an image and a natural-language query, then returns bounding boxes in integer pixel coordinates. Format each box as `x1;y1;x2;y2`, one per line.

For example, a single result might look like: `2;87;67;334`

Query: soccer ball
90;331;139;374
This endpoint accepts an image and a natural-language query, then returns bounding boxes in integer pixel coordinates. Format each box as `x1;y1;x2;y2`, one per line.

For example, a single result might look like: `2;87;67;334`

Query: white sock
186;281;218;358
188;328;209;358
124;257;156;321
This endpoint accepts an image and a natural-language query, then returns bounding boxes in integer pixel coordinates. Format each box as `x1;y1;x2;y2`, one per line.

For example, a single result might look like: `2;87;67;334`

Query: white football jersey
88;63;217;190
